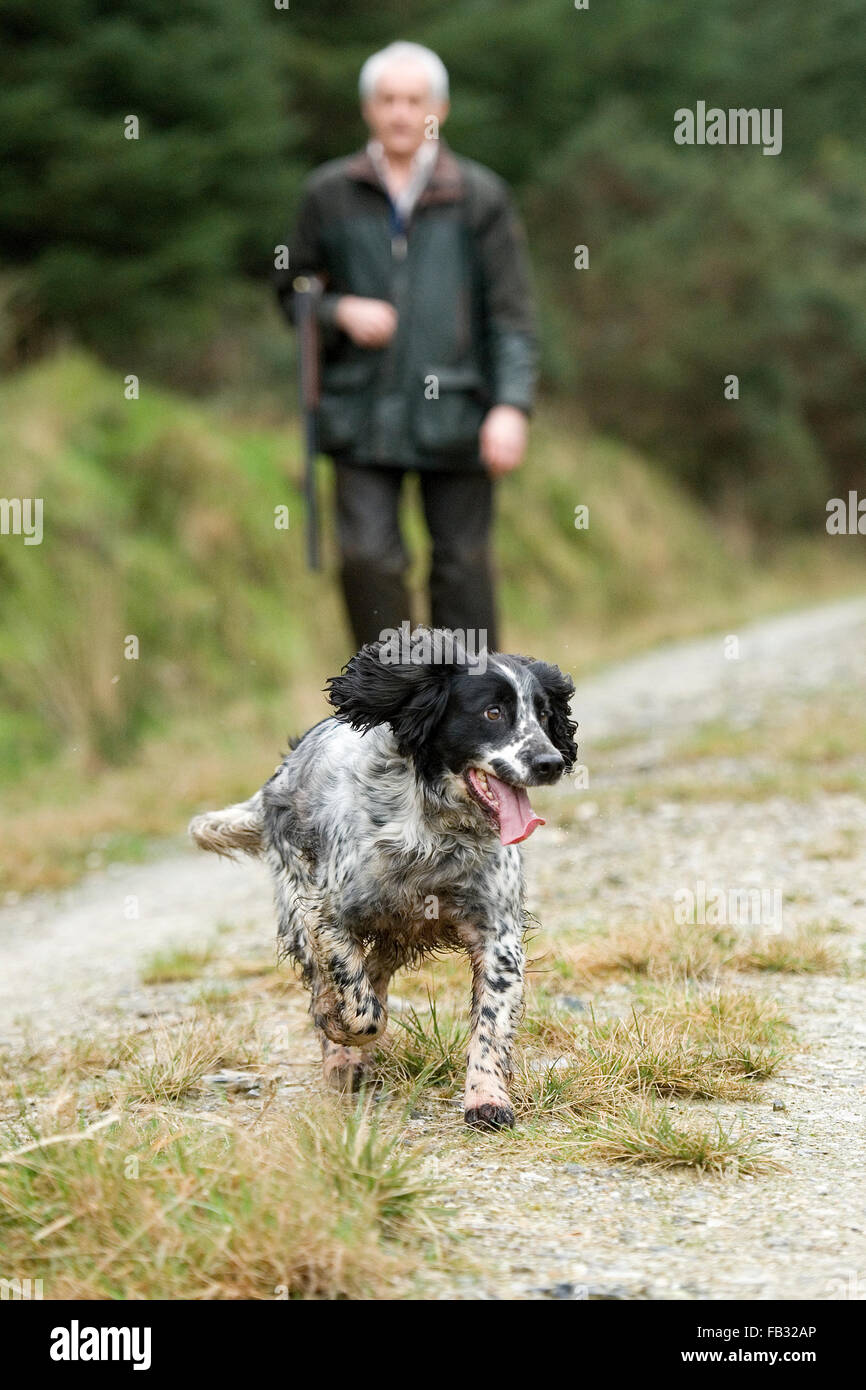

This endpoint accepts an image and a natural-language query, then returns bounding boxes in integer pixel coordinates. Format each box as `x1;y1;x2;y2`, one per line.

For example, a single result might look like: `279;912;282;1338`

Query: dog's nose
530;751;564;781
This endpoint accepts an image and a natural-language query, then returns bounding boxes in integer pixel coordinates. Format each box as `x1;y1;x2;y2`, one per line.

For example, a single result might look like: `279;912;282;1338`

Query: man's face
362;61;448;158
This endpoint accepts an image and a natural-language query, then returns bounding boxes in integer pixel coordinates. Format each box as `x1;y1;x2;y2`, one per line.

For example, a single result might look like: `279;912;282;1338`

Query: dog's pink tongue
489;774;545;845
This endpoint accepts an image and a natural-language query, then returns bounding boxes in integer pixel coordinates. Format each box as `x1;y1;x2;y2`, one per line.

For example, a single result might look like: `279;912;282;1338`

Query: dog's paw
322;1043;373;1094
464;1101;515;1131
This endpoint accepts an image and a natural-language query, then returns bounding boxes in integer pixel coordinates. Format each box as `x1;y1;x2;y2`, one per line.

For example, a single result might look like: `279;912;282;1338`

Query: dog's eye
539;710;549;724
484;706;502;721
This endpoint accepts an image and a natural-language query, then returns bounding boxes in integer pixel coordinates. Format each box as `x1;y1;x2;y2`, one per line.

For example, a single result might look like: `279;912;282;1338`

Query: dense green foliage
530;108;866;526
0;0;296;367
1;0;864;522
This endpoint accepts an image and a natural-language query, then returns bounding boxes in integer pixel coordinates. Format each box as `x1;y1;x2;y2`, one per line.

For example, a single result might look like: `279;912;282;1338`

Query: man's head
359;41;449;159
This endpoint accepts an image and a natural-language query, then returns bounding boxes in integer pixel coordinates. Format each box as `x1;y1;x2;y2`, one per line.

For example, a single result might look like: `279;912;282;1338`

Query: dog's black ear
326;638;452;756
530;660;578;770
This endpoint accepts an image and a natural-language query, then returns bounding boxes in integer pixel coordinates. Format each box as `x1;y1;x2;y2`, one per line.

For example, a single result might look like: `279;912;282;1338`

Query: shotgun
293;275;323;571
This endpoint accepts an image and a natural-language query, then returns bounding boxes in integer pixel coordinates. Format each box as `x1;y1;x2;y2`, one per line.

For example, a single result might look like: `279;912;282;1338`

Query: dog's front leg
458;912;525;1131
318;943;395;1092
309;910;388;1048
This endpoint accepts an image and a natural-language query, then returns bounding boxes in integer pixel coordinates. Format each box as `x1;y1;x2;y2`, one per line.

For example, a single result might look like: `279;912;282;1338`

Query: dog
189;628;577;1129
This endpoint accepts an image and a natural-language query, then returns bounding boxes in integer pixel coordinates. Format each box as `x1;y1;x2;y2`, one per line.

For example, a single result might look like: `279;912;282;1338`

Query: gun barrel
293;278;322;571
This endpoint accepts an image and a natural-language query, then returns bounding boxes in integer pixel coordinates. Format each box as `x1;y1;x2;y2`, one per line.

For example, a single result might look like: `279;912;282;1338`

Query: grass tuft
582;1000;788;1101
115;1016;258;1106
568;1099;782;1174
729;926;844;974
0;1097;445;1299
140;947;214;985
373;998;468;1094
513;987;791;1118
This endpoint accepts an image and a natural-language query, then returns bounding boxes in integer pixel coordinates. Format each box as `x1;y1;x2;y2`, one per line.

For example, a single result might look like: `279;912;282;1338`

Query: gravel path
2;594;865;1299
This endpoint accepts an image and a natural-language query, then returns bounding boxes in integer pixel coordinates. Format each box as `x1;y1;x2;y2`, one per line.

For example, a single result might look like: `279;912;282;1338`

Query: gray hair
359;41;449;104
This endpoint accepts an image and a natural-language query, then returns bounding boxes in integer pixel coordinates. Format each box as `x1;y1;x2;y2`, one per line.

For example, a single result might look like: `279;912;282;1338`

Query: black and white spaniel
189;629;577;1130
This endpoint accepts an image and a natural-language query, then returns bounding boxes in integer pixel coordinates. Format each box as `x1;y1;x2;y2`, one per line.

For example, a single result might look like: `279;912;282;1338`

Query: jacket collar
345;140;463;208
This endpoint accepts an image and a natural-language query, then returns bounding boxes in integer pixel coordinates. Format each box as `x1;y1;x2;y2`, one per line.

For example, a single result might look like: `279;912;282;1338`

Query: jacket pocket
317;360;374;454
412;365;489;454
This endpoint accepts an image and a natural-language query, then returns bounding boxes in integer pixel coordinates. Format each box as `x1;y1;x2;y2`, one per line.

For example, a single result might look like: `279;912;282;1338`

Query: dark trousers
334;462;499;651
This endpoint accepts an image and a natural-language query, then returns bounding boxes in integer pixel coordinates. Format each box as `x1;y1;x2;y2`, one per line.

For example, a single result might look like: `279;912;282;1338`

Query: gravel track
2;594;865;1300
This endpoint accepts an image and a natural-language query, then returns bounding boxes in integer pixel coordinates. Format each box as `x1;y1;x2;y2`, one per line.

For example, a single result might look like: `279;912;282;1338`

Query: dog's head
326;628;577;845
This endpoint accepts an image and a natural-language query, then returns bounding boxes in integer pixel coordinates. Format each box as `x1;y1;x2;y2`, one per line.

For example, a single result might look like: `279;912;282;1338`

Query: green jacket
277;142;537;469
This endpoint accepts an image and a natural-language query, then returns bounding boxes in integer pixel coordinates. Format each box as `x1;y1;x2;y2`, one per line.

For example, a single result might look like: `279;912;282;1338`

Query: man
277;41;537;651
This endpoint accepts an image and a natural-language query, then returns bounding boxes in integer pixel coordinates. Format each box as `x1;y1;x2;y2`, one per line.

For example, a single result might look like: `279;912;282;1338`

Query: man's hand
335;295;398;348
480;404;529;477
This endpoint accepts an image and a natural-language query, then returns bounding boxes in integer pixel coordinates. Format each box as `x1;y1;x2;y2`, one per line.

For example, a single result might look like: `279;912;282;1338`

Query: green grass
374;998;469;1093
140;946;215;985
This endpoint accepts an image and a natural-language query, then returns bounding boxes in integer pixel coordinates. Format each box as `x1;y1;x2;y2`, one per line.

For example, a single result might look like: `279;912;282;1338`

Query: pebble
204;1070;260;1093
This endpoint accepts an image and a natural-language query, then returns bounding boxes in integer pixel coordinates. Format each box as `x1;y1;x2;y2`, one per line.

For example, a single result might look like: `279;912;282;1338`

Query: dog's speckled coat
190;630;576;1128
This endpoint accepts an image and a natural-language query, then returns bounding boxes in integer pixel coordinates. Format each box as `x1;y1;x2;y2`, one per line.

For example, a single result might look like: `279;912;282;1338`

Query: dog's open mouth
465;768;545;846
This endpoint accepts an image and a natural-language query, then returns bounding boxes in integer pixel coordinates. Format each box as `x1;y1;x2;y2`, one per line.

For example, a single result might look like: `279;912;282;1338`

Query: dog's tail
188;792;264;859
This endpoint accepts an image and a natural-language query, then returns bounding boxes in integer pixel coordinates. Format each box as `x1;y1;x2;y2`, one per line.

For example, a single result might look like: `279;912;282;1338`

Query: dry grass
677;695;866;770
728;925;845;974
223;955;281;980
0;1027;148;1114
0;991;450;1300
388;955;469;1011
543;914;847;987
0;892;829;1298
513;986;790;1123
580;1007;787;1102
545;917;733;986
0;699;320;897
511;1054;622;1120
567;1099;782;1175
116;1017;260;1106
0;1014;266;1123
0;1097;446;1299
646;986;791;1043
